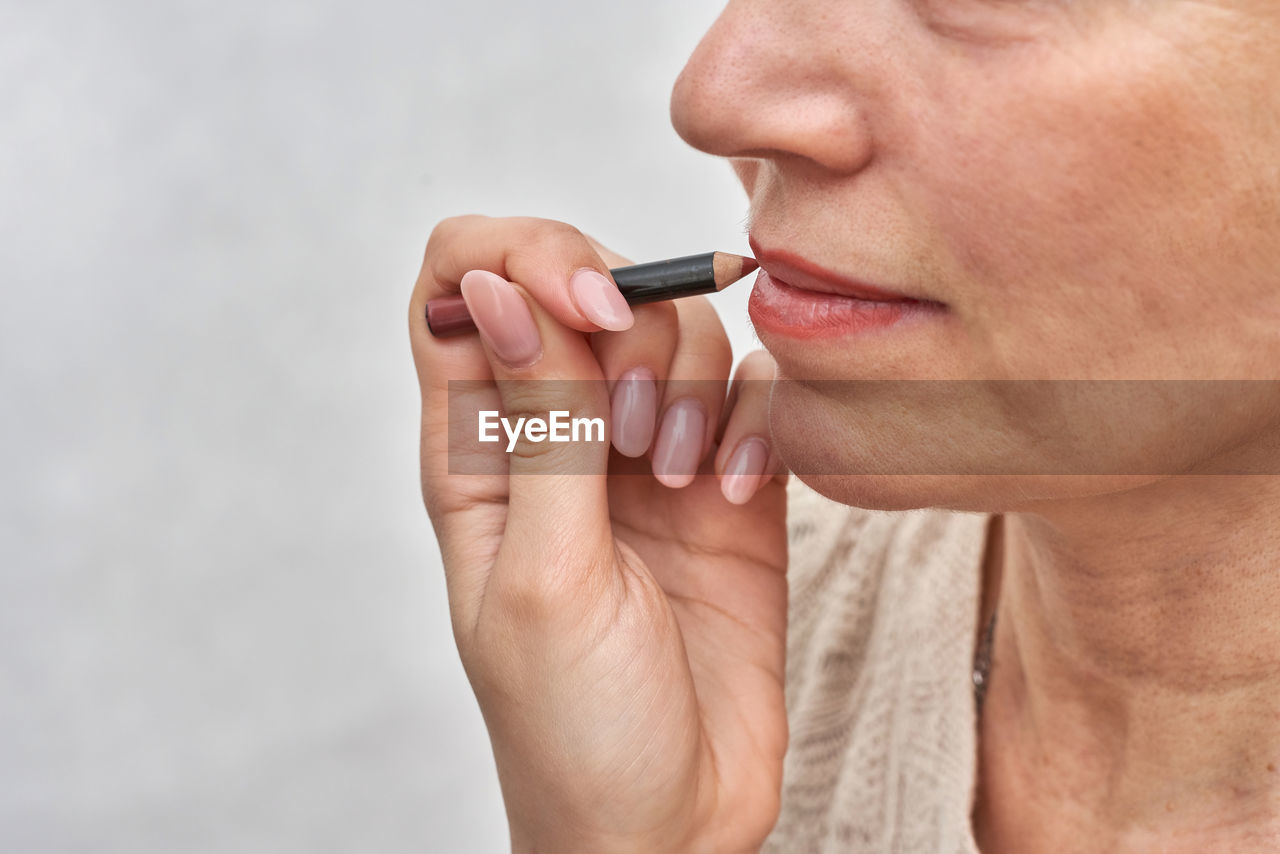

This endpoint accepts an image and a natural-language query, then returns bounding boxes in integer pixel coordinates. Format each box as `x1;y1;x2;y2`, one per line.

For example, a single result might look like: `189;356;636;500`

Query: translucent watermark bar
445;379;1280;475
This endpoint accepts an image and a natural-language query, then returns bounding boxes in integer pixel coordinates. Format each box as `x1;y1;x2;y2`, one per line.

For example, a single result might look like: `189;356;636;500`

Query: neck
975;476;1280;853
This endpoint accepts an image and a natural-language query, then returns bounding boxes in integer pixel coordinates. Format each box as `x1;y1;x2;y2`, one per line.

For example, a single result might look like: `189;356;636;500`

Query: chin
767;379;989;510
767;379;1163;513
785;455;1160;515
787;470;1005;513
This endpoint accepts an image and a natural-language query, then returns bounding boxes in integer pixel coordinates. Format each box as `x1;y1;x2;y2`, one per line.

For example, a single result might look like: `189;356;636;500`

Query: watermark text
478;410;606;453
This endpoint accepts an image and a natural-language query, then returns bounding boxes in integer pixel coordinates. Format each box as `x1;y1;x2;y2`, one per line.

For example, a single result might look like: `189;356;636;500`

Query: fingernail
721;437;769;505
459;270;542;368
611;367;657;457
652;398;705;488
570;269;633;331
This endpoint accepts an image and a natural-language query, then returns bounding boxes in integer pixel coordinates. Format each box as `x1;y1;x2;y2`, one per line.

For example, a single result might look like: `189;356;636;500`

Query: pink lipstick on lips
746;237;945;339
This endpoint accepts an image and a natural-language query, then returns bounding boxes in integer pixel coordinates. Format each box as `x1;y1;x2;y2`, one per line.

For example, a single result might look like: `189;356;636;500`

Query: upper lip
748;236;927;303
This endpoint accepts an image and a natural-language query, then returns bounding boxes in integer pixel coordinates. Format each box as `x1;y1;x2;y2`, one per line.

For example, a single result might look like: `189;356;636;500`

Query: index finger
410;215;636;344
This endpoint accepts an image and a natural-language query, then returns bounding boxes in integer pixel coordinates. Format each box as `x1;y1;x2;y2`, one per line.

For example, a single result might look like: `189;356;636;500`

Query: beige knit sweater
762;480;992;853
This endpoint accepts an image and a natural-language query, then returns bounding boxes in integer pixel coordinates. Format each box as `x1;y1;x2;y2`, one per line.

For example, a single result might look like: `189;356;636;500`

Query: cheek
910;29;1280;378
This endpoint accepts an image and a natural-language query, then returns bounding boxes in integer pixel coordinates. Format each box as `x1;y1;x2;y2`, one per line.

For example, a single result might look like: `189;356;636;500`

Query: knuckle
581;231;631;267
489;575;557;628
489;568;572;626
485;555;609;639
424;213;484;258
528;217;585;244
500;387;606;426
491;393;608;470
505;433;580;467
508;219;596;267
511;217;577;247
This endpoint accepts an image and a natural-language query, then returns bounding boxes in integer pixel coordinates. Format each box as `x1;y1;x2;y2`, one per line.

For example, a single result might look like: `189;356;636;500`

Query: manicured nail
459;270;542;368
721;437;769;505
652;398;705;488
570;269;634;331
611;367;657;457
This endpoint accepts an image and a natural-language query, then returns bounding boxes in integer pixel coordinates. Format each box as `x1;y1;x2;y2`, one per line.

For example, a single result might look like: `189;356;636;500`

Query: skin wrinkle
667;0;1280;850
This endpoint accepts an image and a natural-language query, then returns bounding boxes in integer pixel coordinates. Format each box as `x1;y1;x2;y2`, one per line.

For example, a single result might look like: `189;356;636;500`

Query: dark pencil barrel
424;250;741;337
612;252;718;305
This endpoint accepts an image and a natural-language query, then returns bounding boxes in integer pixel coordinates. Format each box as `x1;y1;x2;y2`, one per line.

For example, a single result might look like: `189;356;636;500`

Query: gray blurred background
0;1;755;851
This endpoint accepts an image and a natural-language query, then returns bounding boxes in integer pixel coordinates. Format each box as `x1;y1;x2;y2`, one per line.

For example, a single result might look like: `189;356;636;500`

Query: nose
670;2;876;174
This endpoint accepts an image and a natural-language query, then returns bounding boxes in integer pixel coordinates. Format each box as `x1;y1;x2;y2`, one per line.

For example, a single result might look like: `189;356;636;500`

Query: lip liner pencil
425;251;758;337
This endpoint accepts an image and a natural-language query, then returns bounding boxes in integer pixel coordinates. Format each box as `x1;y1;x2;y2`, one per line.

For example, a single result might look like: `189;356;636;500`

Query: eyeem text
478;410;606;453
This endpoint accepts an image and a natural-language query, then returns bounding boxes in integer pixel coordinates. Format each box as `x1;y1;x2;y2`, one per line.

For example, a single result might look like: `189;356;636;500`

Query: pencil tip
713;251;762;289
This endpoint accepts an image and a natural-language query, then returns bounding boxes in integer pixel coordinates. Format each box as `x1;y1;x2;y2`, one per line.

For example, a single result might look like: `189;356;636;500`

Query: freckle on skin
1268;763;1276;773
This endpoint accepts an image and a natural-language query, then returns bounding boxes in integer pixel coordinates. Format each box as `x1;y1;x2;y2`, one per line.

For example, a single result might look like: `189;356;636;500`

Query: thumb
457;269;616;575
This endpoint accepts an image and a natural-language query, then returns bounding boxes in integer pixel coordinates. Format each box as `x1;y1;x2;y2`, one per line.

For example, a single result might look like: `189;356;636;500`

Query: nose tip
669;46;745;157
668;9;876;174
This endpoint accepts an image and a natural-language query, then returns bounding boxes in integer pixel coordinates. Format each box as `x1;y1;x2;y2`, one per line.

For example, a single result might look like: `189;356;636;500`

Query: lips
746;237;945;340
748;237;925;303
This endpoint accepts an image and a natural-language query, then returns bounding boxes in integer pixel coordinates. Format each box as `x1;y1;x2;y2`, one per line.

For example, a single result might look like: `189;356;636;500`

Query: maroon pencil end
425;294;476;337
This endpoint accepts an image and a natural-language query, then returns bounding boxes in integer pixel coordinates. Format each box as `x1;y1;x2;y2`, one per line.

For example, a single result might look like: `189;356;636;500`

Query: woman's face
670;0;1280;510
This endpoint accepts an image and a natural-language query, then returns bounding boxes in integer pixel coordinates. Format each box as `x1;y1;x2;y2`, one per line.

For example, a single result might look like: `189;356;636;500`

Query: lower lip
747;269;942;339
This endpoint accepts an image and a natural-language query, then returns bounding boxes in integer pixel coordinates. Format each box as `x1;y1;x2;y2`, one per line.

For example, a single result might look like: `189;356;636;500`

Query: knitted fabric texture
762;480;991;853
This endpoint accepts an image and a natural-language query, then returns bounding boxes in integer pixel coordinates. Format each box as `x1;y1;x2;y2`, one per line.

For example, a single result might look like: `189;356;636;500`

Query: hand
409;215;788;853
